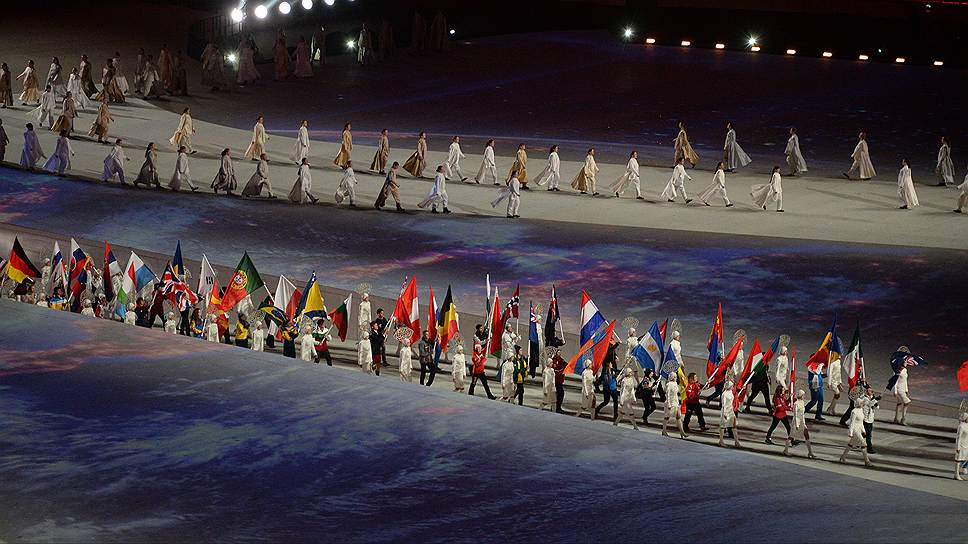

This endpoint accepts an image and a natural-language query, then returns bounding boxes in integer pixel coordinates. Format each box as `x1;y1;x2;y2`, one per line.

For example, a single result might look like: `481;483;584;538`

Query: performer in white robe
844;132;875;180
839;397;872;466
141;56;163;99
752;166;784;212
774;346;790;389
570;148;600;195
300;326;318;362
169;108;196;153
787;390;817;459
825;355;843;417
288;158;318;204
473;139;498;184
444;136;467;181
17;61;41;105
290;120;310;164
662;375;687;438
616;368;639;429
125;304;138;326
723;122;752;171
66;68;91;110
955;172;968;214
42;132;73;175
699;162;733;207
718;380;741;448
893;365;911;425
533;145;561;190
575;364;596;419
418;165;450;213
163;312;177;333
244;116;268;161
46;57;64;97
358;292;371;336
452;345;467;392
491;174;521;218
539;362;556;411
897;159;920;209
251;322;266;352
334;161;358;206
399;339;414;383
660;158;693;203
205;320;219;341
211;148;238;194
30;86;55;128
955;412;968;480
237;41;261;85
242;154;274;198
294;36;313;78
358;330;373;374
936;137;955;186
785;128;807;175
168;147;198;191
101;139;128;183
610;151;643;199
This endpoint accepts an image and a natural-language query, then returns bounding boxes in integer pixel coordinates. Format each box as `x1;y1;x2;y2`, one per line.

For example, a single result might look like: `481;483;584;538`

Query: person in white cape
474;139;498;184
844;132;875;180
20;123;46;169
251;322;266;352
334;161;358;207
290;120;310;164
399;337;414;383
101;138;128;183
242;153;274;198
839;396;872;466
66;68;92;110
660;157;693;203
244;116;268;161
616;366;640;429
299;322;319;362
718;380;740;448
211;148;238;195
30;85;55;128
752;165;784;212
533;145;561;191
288;157;318;204
897;158;919;210
491;174;521;218
539;360;556;411
936;136;954;186
610;150;643;199
892;365;912;425
43;130;73;176
418;165;450;213
955;170;968;214
574;363;596;419
168;146;199;192
359;329;373;374
784;127;807;176
662;372;687;438
723;122;752;172
444;136;467;181
699;161;733;207
788;389;817;459
955;412;968;480
164;312;177;333
451;344;467;392
205;319;220;341
358;292;371;336
499;357;515;402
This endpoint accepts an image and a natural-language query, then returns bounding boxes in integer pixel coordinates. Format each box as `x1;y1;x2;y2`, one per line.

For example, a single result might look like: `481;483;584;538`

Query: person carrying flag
418;330;436;386
803;362;825;420
744;362;773;414
826;353;844;417
765;385;792;448
468;343;495;400
595;358;620;422
683;372;707;433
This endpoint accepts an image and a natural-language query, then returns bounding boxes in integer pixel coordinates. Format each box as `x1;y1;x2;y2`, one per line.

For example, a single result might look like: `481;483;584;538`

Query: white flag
270;275;298;335
198;254;217;300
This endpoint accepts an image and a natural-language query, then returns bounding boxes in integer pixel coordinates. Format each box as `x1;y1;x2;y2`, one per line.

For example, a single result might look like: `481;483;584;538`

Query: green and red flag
220;252;264;312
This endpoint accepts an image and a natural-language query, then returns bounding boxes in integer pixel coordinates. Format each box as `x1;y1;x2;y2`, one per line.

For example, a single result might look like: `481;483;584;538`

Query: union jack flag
161;261;199;312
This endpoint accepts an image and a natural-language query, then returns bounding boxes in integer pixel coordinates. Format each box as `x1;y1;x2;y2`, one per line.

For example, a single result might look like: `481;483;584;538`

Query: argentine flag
632;320;664;372
578;290;606;347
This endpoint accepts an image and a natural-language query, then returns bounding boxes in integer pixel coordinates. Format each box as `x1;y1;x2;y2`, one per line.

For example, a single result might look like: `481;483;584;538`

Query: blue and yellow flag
296;271;326;320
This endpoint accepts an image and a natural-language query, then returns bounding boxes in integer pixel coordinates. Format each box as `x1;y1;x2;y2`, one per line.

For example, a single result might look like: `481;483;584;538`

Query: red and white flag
393;276;420;343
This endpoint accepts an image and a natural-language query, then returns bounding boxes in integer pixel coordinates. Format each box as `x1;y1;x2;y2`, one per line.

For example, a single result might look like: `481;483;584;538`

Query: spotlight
933;60;944;66
645;37;656;44
449;29;455;35
301;0;313;8
858;54;869;61
346;39;355;50
786;49;796;55
715;43;725;49
750;46;760;52
227;52;238;64
895;57;905;63
278;1;291;14
230;7;245;22
623;27;634;39
324;0;335;5
254;4;268;18
822;51;833;58
747;36;758;47
680;40;691;47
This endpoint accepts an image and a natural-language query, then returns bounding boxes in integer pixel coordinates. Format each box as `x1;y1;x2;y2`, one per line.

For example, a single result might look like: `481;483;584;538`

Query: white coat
251;327;266;352
335;166;358;205
42;136;73;175
500;359;515;397
826;358;842;389
288;163;314;203
698;168;731;205
665;380;680;411
399;345;413;382
847;405;866;448
610;158;642;196
418;172;448;209
535;151;561;188
102;144;126;182
168;151;193;191
452;351;467;388
660;164;691;201
752;172;783;210
774;354;789;390
124;310;137;325
542;365;556;405
445;142;465;180
721;389;736;426
291;125;310;163
206;321;220;342
581;367;596;408
897;165;920;207
358;336;373;372
792;398;807;440
893;367;909;395
849;139;876;179
300;333;318;362
957;420;968;461
937;143;955;185
723;128;752;169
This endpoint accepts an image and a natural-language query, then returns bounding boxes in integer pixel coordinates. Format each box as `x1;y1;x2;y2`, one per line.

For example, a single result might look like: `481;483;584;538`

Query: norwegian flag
161;261;199;312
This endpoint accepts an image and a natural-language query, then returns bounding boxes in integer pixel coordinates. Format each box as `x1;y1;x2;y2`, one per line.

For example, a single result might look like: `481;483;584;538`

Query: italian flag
327;293;352;342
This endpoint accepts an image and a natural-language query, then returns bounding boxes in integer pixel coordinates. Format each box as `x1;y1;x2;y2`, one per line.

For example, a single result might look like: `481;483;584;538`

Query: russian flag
578;290;606;347
632;320;664;371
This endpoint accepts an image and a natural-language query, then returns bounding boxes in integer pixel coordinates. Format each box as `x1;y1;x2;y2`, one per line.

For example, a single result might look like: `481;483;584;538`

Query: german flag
437;285;459;353
6;237;41;284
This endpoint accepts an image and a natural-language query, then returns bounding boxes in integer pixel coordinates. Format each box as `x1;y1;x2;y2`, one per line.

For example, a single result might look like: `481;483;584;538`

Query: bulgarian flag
437;285;459;353
327;293;352;342
220;252;264;312
5;237;41;284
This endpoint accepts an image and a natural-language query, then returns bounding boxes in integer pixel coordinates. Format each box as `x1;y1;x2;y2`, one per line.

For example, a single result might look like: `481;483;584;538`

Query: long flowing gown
334;129;352;167
897;165;920;207
674;128;699;166
402;137;427;177
785;134;808;174
936;143;955;185
723;129;751;169
370;134;389;172
570;154;599;193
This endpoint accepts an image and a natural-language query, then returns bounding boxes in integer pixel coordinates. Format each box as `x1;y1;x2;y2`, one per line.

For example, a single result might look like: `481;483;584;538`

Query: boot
957;463;965;481
807;441;816;459
677;419;687;439
863;451;873;467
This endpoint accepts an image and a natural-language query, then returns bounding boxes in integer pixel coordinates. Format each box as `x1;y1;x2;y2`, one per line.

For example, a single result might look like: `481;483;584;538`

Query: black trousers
767;416;791;438
178;309;191;336
864;422;874;451
316;349;332;366
745;382;773;412
840;398;856;425
642;395;656;422
596;389;618;420
515;383;524;405
420;360;437;386
683;402;706;430
555;383;565;413
469;372;495;399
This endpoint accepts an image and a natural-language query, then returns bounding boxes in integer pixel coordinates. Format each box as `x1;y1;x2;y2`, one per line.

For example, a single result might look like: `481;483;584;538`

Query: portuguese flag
220;252;264;312
327;293;352;342
6;237;41;284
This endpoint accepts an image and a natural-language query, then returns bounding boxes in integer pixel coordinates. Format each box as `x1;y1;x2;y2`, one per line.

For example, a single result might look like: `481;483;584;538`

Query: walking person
468;343;496;399
787;389;817;459
682;372;707;433
595;360;620;422
636;368;658;425
803;363;826;420
718;379;741;448
751;165;784;212
512;345;528;405
474;139;498;184
418;330;437;386
765;385;792;449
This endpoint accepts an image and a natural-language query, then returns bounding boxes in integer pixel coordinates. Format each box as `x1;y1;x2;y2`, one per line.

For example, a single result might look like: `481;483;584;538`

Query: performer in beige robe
370;129;390;174
897;159;920;210
571;148;600;195
78;55;97;98
16;60;40;105
844;132;875;180
334;123;352;167
244;116;268;160
674;122;699;167
169;108;196;153
507;143;528;188
92;60;125;104
290;120;311;164
936;137;955;186
273;35;291;80
46;57;64;98
785;127;808;176
0;63;14;108
87;96;114;143
50;93;77;135
158;45;173;90
610;151;643;199
293;36;313;78
402;132;428;177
